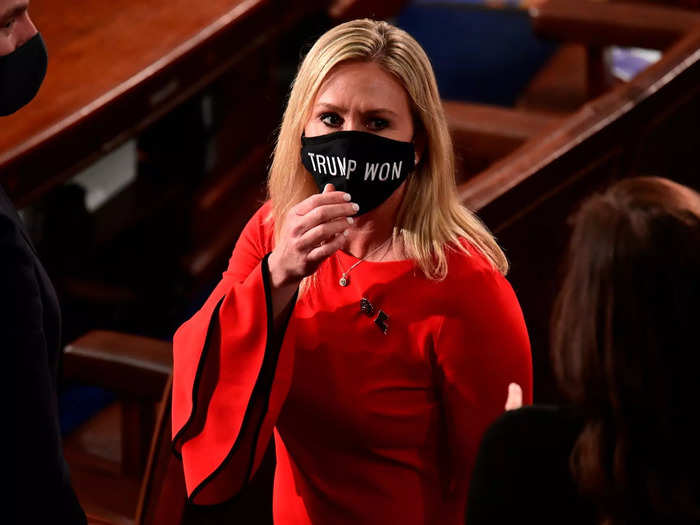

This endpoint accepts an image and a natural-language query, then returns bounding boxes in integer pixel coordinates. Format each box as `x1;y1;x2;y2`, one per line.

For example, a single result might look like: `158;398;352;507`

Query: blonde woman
172;19;532;524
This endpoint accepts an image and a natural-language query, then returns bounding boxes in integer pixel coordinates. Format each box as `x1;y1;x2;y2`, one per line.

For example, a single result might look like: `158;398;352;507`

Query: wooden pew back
134;376;187;525
458;29;700;402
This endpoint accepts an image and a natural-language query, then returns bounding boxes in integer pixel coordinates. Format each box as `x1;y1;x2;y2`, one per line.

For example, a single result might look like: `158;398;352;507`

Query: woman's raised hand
268;184;358;288
504;383;523;411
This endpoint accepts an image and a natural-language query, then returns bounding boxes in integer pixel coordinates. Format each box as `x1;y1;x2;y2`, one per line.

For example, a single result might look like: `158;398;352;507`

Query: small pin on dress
360;297;374;315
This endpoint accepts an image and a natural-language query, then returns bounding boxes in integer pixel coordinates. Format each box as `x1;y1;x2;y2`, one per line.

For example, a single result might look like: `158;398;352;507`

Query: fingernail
343;229;350;237
351;203;360;212
343;193;352;201
346;217;354;225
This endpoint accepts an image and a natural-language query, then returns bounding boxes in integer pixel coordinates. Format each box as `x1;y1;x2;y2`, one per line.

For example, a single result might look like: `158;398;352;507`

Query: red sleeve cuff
172;253;297;504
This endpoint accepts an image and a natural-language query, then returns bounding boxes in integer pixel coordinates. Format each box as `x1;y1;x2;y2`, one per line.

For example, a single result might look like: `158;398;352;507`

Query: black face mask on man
0;33;48;116
301;130;415;216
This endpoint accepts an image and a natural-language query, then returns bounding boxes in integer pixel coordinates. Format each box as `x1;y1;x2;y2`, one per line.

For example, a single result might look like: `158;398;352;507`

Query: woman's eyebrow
315;102;345;113
315;102;398;117
364;108;399;117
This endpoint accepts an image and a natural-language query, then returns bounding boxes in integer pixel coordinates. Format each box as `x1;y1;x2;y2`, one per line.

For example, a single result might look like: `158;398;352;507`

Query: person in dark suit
467;177;700;525
2;1;87;523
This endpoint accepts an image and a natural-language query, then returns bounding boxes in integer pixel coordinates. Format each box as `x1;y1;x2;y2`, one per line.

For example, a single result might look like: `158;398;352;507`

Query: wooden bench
457;1;700;401
520;0;700;110
0;0;325;206
0;0;333;348
62;330;278;525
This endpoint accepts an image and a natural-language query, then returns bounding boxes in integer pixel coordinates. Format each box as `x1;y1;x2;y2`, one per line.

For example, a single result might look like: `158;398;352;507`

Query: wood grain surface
0;0;310;206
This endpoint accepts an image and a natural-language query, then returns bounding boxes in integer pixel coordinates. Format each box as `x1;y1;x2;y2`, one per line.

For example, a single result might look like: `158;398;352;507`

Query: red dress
172;202;532;524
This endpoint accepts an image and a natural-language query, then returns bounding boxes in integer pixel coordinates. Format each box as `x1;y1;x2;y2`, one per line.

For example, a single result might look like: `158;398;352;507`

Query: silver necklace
338;237;392;287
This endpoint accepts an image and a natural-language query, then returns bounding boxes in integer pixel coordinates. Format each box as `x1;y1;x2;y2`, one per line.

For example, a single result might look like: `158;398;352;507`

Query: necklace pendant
339;275;349;287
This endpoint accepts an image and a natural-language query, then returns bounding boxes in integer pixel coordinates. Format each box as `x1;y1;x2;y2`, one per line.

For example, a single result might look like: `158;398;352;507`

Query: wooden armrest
444;100;564;159
458;29;700;213
531;0;700;49
64;330;172;399
444;100;564;181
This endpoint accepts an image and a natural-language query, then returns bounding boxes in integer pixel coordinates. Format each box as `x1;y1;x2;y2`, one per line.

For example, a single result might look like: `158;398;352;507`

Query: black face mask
301;130;415;216
0;33;48;117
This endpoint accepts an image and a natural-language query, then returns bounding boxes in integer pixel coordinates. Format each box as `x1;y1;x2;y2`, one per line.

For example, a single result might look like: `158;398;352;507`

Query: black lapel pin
374;310;389;335
360;297;375;316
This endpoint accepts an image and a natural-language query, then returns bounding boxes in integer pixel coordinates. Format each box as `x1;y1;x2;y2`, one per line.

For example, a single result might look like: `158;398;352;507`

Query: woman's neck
344;184;406;261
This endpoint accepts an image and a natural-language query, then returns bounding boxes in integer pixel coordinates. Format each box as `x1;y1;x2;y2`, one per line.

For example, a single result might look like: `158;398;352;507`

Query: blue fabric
396;3;557;106
59;384;116;436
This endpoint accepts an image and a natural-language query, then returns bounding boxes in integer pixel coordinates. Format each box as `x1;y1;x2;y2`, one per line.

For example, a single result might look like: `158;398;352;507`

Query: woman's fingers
306;229;348;262
274;184;358;279
288;185;358;239
294;189;353;217
297;216;351;252
505;383;523;411
293;199;359;236
294;202;357;236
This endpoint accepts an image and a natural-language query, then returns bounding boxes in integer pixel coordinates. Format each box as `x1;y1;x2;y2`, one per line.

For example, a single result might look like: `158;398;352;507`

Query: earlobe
412;134;425;167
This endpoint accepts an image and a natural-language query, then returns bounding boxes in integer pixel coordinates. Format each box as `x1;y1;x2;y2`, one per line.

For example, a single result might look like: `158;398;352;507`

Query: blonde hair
267;19;508;285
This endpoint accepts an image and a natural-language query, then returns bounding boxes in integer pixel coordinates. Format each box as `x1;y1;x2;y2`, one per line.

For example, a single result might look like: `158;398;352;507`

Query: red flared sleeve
171;202;296;505
433;257;533;521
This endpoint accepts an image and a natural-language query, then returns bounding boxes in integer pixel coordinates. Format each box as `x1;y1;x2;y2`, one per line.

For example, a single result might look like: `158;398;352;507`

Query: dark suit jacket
3;185;86;524
466;405;596;525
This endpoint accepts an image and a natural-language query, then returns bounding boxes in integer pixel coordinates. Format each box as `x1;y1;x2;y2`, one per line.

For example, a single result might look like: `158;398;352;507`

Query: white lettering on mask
364;162;380;181
365;161;402;181
337;157;347;177
347;159;357;179
316;155;328;175
378;162;390;181
308;154;359;179
327;156;338;176
307;152;317;171
392;161;402;180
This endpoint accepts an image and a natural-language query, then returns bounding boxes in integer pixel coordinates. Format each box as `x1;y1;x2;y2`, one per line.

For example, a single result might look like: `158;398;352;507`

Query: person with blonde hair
172;19;531;524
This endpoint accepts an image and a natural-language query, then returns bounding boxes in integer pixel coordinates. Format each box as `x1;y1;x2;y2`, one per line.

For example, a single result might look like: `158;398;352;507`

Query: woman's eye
2;19;14;30
367;118;389;131
320;112;342;127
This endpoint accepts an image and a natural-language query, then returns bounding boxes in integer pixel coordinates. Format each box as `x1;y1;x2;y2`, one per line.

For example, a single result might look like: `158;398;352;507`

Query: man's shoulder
0;186;24;235
0;196;37;273
0;183;17;215
0;205;22;243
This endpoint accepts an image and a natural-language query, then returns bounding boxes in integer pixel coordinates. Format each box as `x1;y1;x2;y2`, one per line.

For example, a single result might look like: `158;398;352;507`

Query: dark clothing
467;405;596;525
3;186;86;524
